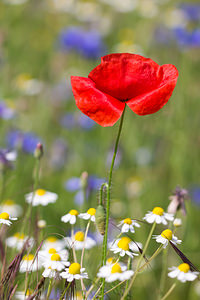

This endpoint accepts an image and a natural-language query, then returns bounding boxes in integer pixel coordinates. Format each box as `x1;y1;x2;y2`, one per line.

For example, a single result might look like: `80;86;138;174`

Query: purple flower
190;187;200;206
61;113;95;130
59;26;106;59
7;130;42;154
180;4;200;21
49;138;68;170
0;101;15;120
173;27;200;48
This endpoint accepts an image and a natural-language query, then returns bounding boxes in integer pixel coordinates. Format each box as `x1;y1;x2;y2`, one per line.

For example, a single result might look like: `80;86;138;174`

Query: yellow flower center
178;263;190;273
161;229;172;240
87;208;96;216
74;231;84;242
23;254;34;261
111;263;122;274
152;207;164;216
68;263;81;275
123;218;132;225
69;209;78;216
107;257;116;264
14;232;25;239
36;189;46;196
46;236;57;243
51;253;61;261
117;237;131;251
4;199;14;206
0;212;10;220
48;248;57;254
25;289;33;296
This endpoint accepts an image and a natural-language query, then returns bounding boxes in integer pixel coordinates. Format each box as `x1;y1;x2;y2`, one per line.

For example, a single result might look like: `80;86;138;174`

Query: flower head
168;263;199;282
0;199;22;217
153;229;182;249
65;231;96;250
19;254;41;273
79;208;96;222
25;189;58;207
143;206;174;225
118;218;140;233
42;236;65;251
42;252;69;272
110;237;140;258
6;233;34;250
71;53;178;127
97;262;134;282
0;212;17;226
60;262;88;282
61;209;79;225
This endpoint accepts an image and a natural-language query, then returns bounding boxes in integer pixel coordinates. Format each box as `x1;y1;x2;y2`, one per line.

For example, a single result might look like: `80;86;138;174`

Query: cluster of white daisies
1;189;199;297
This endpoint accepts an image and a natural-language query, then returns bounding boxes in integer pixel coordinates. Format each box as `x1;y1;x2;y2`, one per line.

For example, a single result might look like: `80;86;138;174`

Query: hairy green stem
100;106;126;299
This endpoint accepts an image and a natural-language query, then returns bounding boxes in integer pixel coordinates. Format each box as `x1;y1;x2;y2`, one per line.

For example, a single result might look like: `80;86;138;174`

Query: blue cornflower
0;101;15;120
59;26;106;59
60;113;95;130
180;4;200;21
65;175;105;205
173;27;200;48
190;187;200;206
6;130;42;154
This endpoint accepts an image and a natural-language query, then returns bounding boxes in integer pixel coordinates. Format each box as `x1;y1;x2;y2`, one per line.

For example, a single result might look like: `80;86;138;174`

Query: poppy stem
101;105;126;299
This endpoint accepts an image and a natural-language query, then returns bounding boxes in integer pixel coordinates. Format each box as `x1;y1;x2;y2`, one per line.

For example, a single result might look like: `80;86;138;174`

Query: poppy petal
126;64;178;115
89;53;163;101
71;76;125;127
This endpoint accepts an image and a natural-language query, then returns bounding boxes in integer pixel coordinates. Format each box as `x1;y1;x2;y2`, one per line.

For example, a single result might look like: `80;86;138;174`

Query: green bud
95;205;106;235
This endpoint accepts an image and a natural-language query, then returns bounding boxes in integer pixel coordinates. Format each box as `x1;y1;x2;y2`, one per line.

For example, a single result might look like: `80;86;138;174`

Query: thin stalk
59;282;70;300
46;279;53;300
101;106;126;299
124;257;132;300
121;221;156;299
80;220;91;294
86;277;100;298
160;283;176;300
138;244;163;272
71;226;77;263
158;248;168;299
104;280;126;296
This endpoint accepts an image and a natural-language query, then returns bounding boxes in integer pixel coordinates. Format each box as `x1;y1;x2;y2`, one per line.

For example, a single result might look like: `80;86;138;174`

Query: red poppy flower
71;53;178;127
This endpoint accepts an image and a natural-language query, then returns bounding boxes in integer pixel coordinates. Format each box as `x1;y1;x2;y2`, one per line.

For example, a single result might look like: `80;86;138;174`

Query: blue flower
173;27;200;48
77;114;95;130
0;101;15;120
65;175;105;205
59;26;106;59
6;130;42;154
191;187;200;206
180;4;200;21
60;113;95;130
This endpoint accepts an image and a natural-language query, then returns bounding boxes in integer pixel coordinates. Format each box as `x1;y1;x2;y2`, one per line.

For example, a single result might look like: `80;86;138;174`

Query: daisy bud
34;143;43;159
173;218;182;227
95;204;106;235
37;219;46;229
80;171;88;189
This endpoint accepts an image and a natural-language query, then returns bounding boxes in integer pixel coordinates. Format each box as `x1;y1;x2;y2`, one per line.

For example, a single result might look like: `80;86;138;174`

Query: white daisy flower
25;189;58;206
168;263;199;283
39;247;68;264
42;236;65;251
6;233;34;250
19;254;41;273
60;263;88;282
15;289;34;300
153;229;182;249
118;218;140;233
42;267;58;278
0;212;17;226
97;262;134;282
110;237;139;258
65;231;96;250
143;207;174;225
79;208;96;222
61;209;79;225
0;199;22;217
42;253;69;271
173;218;182;227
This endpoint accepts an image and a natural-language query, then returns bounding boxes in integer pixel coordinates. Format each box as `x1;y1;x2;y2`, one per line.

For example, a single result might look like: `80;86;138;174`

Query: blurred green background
0;0;200;299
